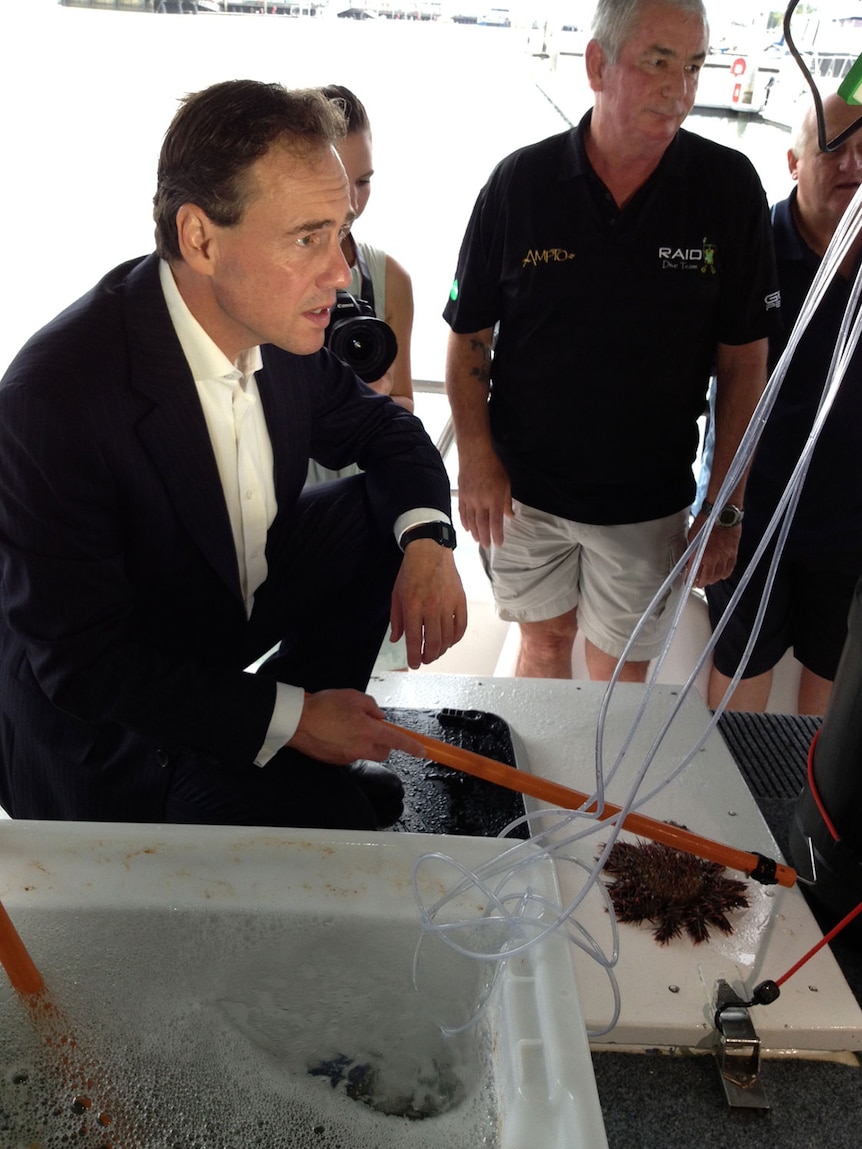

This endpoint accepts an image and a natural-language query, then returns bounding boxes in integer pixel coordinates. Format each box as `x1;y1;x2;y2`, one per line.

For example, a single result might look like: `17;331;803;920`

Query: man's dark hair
153;79;347;261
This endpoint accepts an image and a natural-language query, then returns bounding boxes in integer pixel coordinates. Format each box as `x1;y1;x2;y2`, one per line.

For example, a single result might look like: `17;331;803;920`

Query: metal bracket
713;980;770;1110
793;830;819;886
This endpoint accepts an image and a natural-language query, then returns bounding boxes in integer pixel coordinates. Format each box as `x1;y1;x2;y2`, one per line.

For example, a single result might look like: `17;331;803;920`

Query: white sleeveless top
350;240;387;317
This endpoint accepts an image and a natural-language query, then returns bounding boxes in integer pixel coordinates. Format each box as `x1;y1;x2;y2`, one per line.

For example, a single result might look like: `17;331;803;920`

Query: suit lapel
121;256;243;605
256;349;314;527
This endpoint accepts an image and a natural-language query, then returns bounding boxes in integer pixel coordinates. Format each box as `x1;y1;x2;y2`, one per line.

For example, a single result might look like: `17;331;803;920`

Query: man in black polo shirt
707;92;862;715
444;0;778;683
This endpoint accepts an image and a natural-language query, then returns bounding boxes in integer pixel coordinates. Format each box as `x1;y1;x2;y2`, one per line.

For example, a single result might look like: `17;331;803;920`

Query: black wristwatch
701;499;744;527
398;521;457;552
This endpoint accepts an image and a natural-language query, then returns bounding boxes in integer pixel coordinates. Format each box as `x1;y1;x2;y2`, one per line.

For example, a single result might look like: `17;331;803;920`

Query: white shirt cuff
255;681;305;767
394;507;452;547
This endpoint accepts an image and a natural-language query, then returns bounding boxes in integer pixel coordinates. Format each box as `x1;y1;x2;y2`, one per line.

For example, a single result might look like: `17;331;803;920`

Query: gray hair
591;0;709;63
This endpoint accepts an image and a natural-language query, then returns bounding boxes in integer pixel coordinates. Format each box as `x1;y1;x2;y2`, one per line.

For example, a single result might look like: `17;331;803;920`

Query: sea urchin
600;836;750;945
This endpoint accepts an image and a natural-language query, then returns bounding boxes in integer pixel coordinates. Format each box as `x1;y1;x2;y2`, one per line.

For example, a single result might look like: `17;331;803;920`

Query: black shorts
707;543;862;681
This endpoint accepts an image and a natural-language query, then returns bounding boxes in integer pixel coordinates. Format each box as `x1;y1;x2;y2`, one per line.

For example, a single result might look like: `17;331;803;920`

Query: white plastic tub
0;821;607;1148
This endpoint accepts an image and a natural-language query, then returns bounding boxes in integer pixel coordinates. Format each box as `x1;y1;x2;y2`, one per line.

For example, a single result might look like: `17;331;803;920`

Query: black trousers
163;474;404;830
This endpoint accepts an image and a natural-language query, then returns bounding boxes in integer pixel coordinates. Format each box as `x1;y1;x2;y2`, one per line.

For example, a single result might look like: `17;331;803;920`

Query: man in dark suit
0;80;466;828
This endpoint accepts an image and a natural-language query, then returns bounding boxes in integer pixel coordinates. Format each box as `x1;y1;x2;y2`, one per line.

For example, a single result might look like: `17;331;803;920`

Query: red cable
806;729;841;842
775;897;862;988
773;735;859;987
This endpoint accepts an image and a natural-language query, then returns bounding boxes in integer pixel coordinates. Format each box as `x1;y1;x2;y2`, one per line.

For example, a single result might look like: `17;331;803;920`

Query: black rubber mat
382;706;528;839
717;711;819;800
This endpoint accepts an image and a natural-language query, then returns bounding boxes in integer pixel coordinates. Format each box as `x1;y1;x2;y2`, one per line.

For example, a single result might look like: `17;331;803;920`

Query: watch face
717;505;744;527
423;523;455;547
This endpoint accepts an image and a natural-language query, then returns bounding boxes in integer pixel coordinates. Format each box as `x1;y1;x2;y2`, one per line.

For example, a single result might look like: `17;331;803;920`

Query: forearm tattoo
468;337;492;385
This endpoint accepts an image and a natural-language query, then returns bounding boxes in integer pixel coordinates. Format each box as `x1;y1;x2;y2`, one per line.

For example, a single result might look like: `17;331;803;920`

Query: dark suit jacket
0;254;450;819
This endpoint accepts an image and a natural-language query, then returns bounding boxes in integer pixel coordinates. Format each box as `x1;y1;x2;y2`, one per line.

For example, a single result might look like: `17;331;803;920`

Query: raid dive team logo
658;238;718;273
522;247;577;267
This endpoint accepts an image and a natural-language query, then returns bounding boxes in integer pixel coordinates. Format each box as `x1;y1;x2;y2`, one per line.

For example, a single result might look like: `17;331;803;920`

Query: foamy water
0;908;501;1147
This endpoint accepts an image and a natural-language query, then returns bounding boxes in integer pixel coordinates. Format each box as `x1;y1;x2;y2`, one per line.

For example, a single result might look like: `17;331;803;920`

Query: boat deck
595;710;862;1149
372;674;862;1149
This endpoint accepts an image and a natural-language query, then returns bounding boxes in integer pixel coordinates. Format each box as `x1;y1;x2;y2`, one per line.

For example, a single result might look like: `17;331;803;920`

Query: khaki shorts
483;501;689;661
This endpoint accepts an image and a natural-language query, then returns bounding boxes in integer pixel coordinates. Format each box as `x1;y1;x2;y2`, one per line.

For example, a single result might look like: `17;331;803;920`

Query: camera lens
328;316;398;384
325;291;398;384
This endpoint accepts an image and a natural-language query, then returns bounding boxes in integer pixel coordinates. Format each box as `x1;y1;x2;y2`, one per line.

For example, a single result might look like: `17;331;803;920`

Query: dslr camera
325;291;398;384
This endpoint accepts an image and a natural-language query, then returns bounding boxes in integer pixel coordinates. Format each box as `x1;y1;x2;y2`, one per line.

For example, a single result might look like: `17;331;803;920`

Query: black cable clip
748;853;779;885
714;979;781;1031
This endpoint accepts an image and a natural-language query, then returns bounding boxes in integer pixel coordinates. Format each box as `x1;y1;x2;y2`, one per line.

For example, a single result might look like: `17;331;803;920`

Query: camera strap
354;244;377;315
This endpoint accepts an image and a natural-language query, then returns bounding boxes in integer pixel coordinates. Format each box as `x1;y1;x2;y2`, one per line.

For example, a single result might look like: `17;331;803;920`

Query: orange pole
0;897;44;994
0;893;138;1141
384;721;797;889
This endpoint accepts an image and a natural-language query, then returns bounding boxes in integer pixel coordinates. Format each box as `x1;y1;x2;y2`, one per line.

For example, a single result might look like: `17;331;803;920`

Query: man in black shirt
444;0;777;683
707;92;862;715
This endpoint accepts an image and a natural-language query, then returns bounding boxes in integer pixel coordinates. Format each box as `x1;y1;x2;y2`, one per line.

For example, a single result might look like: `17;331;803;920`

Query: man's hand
687;514;741;588
389;538;468;670
287;689;426;763
457;445;513;548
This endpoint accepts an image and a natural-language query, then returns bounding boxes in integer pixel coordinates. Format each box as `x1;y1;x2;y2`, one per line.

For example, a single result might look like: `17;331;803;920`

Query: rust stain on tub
323;883;366;898
292;841;336;856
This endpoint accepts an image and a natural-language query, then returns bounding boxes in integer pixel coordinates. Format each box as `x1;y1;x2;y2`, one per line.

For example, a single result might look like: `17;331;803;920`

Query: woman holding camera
323;84;414;411
306;85;415;491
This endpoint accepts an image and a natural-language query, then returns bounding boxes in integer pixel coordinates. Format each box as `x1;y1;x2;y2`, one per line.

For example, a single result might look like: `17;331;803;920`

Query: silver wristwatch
701;499;744;527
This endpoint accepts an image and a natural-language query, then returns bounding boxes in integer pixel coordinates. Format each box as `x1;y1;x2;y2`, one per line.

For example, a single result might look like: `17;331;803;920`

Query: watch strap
398;521;457;552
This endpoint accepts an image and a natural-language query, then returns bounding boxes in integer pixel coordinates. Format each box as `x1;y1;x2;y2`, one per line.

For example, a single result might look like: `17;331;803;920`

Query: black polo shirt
742;191;862;550
443;112;779;524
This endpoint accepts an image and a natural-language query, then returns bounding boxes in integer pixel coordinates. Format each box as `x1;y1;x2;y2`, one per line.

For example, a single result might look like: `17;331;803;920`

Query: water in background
1;4;793;381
